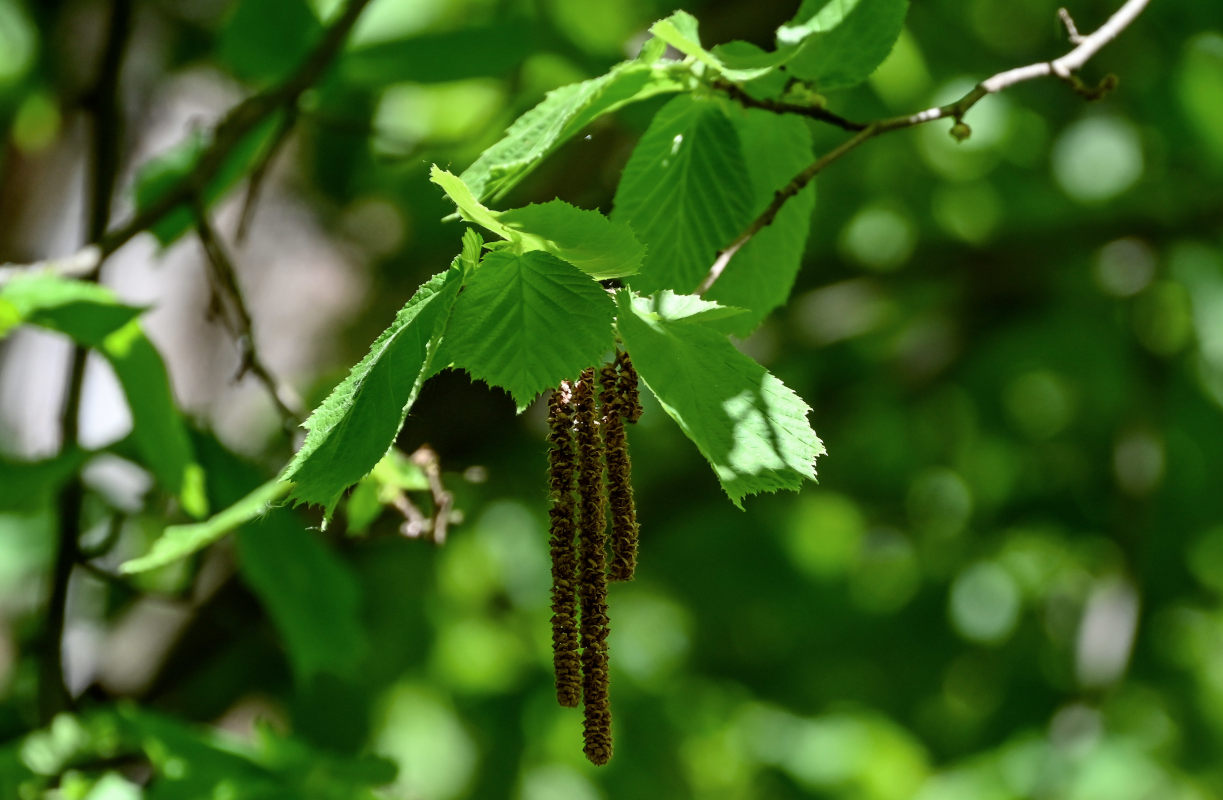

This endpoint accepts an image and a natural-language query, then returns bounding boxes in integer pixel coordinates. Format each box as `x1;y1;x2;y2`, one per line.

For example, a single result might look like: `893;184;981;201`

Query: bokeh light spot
949;562;1020;644
1052;116;1144;203
1094;237;1156;297
839;205;916;271
785;491;866;579
1003;370;1075;439
0;1;35;88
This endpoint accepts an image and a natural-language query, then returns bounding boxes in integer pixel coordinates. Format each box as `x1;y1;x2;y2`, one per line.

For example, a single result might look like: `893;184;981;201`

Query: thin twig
711;78;866;132
2;0;374;281
96;0;375;259
1059;8;1086;44
42;0;132;724
191;196;303;429
411;445;454;545
696;0;1150;295
235;108;298;242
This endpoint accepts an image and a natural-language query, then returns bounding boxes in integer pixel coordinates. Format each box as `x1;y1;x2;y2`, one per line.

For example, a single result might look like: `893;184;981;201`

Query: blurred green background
2;0;1223;797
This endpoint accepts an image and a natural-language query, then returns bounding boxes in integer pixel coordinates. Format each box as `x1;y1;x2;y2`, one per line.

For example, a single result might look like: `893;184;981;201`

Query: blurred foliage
1;0;1221;798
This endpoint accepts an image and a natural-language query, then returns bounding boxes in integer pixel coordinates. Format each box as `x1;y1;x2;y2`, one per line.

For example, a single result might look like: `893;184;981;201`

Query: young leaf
120;478;291;574
101;321;209;518
460;228;484;274
613;95;753;294
498;201;644;279
435;250;615;411
0;277;206;516
778;0;910;91
459;60;685;203
635;290;747;324
705;110;816;335
132;116;279;246
430;166;514;240
615;290;824;507
649;11;785;81
432;169;643;279
0;448;90;513
0;273;143;344
284;267;463;511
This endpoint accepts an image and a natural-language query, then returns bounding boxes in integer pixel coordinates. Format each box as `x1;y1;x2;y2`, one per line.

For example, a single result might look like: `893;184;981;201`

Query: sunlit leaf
705;109;815;334
120;478;290;574
434;250;614;410
460;60;685;203
285;267;463;511
614;95;754;294
778;0;910;90
616;290;823;506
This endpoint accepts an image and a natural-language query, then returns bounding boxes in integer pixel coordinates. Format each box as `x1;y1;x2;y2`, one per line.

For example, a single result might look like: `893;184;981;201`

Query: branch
696;0;1149;296
41;0;133;724
710;78;866;132
0;247;102;284
95;0;374;259
191;197;304;429
1;0;373;284
235;108;298;242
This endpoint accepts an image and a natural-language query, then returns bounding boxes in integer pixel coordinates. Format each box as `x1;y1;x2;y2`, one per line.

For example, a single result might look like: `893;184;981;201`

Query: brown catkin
615;350;643;424
546;381;581;708
600;362;639;582
573;369;612;764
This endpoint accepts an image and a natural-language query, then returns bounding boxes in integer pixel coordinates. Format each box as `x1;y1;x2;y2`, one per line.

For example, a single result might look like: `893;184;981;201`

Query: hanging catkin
600;360;638;582
573;368;612;765
546;381;581;708
615;350;643;424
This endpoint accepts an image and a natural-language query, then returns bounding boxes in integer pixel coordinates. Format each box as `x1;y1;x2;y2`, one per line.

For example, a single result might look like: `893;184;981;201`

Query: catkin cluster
545;351;642;766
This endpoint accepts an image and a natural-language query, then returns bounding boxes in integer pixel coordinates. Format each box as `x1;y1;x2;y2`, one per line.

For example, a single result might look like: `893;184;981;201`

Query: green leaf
435;250;615;410
0;273;143;345
432;169;643;279
0;448;90;512
0;277;205;515
340;20;536;85
132;116;279;246
218;0;320;84
616;290;824;507
778;0;910;90
614;95;754;294
460;228;484;274
498;200;644;279
649;11;717;70
284;267;463;511
636;290;747;324
235;511;367;683
430;166;515;239
101;321;208;518
119;478;290;574
649;11;785;81
705;110;816;335
460;60;685;203
710;41;792;98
